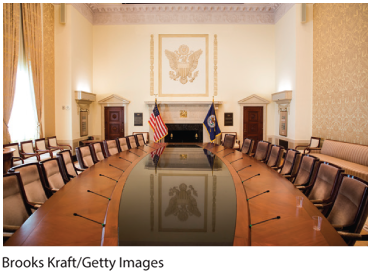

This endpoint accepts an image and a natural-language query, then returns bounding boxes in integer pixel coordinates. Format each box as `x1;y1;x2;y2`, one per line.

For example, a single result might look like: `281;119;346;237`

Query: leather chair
251;141;271;162
116;137;129;152
274;149;300;176
295;136;321;154
103;139;119;157
57;150;83;180
126;135;138;149
307;162;344;216
288;154;319;189
135;133;146;147
35;138;60;158
90;142;106;163
20;140;52;162
223;134;236;149
326;174;368;246
3;172;32;240
39;158;69;193
221;132;240;149
8;163;50;209
47;136;72;150
75;146;96;169
133;132;149;144
3;142;24;166
265;145;284;168
240;138;254;155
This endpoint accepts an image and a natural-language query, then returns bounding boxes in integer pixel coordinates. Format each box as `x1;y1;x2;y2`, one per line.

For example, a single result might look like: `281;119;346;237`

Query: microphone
236;165;252;172
99;174;118;183
249;216;280;228
128;150;141;157
109;164;125;172
136;148;147;153
223;152;234;157
73;213;106;227
230;157;243;164
242;173;260;183
247;190;269;201
119;157;132;163
87;190;111;201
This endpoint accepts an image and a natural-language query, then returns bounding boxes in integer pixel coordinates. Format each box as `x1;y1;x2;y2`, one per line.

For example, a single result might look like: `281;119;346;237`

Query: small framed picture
279;111;287;137
80;111;88;137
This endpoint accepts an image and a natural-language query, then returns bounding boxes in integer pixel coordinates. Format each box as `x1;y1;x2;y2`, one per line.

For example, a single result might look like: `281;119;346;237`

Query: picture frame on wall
80;111;88;137
279;110;287;137
158;34;209;97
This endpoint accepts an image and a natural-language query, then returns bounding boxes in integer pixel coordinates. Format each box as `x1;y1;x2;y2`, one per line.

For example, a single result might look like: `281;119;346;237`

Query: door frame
98;94;130;140
238;94;270;142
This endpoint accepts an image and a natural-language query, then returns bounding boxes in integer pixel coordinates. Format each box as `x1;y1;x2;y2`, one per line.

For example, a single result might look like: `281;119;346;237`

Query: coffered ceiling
70;3;295;25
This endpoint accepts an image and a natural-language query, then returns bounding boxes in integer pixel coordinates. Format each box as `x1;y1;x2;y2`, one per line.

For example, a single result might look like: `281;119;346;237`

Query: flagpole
213;96;216;133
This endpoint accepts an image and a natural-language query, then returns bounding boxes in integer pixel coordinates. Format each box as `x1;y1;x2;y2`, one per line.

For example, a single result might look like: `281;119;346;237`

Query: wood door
105;107;124;140
243;107;263;153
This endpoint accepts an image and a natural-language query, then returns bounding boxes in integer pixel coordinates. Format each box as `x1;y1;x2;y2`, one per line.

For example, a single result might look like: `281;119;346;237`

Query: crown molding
69;3;293;25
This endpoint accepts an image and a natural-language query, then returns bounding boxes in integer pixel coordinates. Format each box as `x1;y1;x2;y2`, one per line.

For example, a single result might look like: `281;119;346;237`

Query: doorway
104;107;125;140
243;106;263;153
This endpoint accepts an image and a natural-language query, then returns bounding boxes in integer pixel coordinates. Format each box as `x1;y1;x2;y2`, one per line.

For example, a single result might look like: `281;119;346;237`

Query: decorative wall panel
42;3;55;137
313;4;368;145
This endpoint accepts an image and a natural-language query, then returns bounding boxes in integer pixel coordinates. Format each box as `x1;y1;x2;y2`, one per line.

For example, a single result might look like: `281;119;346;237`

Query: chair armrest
21;152;39;156
57;144;72;150
295;144;309;150
337;232;368;241
36;149;52;154
75;167;84;172
313;202;332;208
331;224;344;231
305;147;321;154
11;156;24;163
3;225;20;232
29;202;43;209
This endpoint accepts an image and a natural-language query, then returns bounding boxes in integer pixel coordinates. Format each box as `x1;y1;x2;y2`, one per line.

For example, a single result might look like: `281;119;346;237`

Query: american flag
151;146;165;169
148;102;168;142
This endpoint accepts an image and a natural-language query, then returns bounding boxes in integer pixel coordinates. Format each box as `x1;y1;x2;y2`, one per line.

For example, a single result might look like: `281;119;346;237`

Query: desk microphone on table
230;157;243;164
242;173;260;183
73;213;106;227
109;164;125;172
247;190;269;201
119;157;132;163
237;165;252;172
99;174;118;183
249;216;280;228
87;190;111;201
128;150;141;157
223;152;234;157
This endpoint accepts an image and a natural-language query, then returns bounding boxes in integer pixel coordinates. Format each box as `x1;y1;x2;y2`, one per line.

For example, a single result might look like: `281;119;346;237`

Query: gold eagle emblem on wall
165;45;202;85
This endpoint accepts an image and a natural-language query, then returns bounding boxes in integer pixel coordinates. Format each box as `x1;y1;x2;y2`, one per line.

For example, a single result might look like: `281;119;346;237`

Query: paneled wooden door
104;107;125;140
243;106;263;153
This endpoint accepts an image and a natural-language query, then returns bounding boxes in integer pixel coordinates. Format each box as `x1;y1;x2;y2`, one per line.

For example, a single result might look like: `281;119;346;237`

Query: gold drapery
21;3;43;138
3;3;20;144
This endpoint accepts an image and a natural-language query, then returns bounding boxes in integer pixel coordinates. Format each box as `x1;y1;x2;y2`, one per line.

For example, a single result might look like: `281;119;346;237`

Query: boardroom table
4;143;346;246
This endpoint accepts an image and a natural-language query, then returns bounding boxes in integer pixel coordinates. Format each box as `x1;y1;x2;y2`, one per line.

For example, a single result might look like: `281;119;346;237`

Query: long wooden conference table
5;143;346;246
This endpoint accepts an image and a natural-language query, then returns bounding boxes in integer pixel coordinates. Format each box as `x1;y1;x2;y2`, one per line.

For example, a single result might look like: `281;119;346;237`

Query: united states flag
148;102;168;142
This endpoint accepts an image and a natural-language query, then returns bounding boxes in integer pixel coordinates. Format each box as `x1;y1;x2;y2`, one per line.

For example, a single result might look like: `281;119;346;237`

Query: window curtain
21;3;43;138
3;3;20;144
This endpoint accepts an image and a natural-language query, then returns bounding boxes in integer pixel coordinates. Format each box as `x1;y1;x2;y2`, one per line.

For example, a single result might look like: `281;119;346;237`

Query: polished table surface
4;143;346;246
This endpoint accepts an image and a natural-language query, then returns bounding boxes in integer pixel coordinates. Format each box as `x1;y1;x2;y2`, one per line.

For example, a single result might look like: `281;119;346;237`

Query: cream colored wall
92;24;276;142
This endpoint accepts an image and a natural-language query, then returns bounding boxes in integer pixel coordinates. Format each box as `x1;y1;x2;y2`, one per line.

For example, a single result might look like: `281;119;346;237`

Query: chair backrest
75;146;95;169
266;145;283;167
221;132;237;143
254;141;271;161
293;155;319;186
3;143;21;158
307;162;344;210
126;135;138;149
117;137;129;152
103;140;119;157
241;138;254;155
39;158;67;191
47;136;58;147
20;140;35;157
57;150;77;179
8;163;49;204
91;142;105;162
327;175;368;241
310;136;321;148
133;132;149;143
280;149;300;175
135;134;145;146
3;172;32;228
223;134;236;149
35;138;47;151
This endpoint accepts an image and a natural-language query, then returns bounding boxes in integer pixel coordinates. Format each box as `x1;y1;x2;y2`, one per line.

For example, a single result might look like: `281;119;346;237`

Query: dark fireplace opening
279;139;289;150
165;124;203;143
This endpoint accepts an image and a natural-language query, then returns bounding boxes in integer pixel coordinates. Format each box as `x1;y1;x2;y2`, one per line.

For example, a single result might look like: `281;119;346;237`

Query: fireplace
165;124;203;143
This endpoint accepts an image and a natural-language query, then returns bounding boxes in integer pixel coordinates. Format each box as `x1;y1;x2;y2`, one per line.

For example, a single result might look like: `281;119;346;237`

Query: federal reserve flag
203;102;221;142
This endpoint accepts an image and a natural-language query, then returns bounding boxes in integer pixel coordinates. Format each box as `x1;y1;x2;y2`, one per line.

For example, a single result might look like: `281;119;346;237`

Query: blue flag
203;103;221;142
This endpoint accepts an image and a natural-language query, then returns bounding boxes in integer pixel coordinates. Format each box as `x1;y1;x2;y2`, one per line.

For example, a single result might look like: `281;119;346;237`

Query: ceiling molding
69;3;294;25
